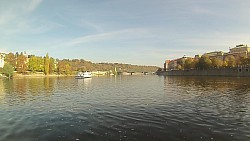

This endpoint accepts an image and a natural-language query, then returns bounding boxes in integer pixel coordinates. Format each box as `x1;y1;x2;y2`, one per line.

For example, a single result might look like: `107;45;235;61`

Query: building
166;56;190;70
194;54;201;60
0;53;5;68
164;44;250;70
167;59;177;70
203;51;224;61
164;60;170;71
229;44;250;58
230;44;250;53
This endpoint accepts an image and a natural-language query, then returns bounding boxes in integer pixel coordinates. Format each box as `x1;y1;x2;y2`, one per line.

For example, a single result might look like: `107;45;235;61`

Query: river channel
0;76;249;141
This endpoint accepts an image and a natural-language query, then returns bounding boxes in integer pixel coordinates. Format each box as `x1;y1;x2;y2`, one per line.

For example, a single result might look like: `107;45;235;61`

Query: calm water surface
0;76;250;141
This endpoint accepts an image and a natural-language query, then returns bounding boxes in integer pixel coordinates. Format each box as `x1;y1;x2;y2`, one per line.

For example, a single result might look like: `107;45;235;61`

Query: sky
1;0;250;67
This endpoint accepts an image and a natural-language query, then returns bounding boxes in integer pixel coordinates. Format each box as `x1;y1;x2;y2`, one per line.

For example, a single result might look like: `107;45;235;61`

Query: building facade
0;54;5;68
203;51;224;61
229;44;250;59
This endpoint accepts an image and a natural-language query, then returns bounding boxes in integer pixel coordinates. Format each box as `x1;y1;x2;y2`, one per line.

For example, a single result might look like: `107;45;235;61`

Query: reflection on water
0;76;250;141
163;76;250;140
1;77;56;105
0;80;6;102
77;78;92;89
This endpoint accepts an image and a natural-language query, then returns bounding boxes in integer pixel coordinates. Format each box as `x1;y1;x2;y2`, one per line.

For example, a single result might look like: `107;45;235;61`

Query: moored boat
83;71;92;78
75;71;92;79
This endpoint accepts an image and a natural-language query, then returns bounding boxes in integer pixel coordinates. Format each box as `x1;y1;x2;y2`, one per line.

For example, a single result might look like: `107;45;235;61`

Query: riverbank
11;72;154;78
12;73;74;78
157;67;250;77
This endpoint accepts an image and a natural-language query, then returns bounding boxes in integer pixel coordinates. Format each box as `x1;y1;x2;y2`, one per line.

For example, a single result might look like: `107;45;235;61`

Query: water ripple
0;76;250;141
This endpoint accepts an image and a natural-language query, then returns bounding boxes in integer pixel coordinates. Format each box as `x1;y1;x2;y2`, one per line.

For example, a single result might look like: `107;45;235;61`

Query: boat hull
75;72;92;79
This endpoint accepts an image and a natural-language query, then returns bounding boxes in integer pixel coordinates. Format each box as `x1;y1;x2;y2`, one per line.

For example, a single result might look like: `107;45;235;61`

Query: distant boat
83;71;92;78
75;71;92;79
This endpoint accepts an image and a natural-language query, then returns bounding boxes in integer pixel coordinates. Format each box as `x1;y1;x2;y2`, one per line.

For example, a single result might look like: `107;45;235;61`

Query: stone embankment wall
157;68;250;77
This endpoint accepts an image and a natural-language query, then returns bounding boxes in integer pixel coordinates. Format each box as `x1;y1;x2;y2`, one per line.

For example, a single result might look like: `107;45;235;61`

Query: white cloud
0;0;43;27
192;6;218;16
64;28;149;46
80;20;104;33
27;0;43;12
0;0;63;37
0;9;17;26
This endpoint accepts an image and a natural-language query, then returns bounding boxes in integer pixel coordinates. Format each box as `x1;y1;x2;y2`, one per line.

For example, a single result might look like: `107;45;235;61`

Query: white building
0;54;5;68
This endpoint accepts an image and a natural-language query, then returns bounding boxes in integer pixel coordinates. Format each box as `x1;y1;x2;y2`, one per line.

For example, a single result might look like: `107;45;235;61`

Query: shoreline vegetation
1;52;159;79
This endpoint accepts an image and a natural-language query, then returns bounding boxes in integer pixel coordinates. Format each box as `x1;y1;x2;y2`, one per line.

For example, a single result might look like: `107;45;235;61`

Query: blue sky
1;0;250;67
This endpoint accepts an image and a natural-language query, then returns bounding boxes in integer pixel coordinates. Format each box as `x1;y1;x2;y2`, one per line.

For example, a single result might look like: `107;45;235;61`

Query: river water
0;76;249;141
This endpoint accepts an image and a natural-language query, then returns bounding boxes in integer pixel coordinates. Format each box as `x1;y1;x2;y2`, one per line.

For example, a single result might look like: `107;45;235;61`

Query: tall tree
28;56;38;73
16;52;28;74
44;53;50;75
49;57;55;74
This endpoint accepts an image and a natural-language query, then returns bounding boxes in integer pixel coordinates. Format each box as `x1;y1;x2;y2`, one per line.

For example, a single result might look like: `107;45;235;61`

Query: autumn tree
176;58;185;70
211;58;223;68
57;60;73;75
238;57;250;66
184;58;198;69
5;52;16;70
65;63;72;75
16;52;28;74
224;55;236;67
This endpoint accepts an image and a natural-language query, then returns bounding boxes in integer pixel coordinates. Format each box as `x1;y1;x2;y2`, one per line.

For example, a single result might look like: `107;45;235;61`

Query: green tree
49;57;55;74
44;53;50;75
28;56;44;73
37;57;45;72
29;56;37;72
3;63;14;79
196;55;212;69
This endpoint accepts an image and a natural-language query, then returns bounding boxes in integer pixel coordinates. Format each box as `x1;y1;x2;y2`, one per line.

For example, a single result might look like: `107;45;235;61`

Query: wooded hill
3;52;159;75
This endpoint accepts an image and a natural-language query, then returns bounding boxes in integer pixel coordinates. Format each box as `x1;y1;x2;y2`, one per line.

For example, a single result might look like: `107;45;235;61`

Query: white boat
75;71;92;79
83;71;92;78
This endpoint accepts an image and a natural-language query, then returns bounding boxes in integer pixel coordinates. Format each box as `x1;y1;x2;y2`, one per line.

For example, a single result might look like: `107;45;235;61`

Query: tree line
173;55;250;70
2;52;159;78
